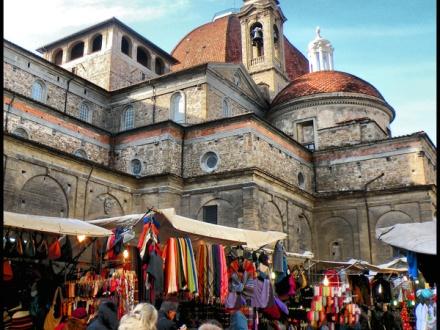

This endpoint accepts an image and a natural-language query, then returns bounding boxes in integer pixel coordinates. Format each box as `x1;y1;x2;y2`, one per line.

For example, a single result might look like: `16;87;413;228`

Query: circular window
298;172;305;188
201;152;219;172
131;159;142;175
74;149;87;159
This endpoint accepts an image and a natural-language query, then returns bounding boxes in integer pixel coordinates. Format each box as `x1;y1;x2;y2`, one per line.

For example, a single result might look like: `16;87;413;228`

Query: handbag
16;232;24;256
48;237;61;260
24;232;36;257
60;236;72;261
36;234;49;259
4;230;15;256
44;287;64;330
3;260;13;281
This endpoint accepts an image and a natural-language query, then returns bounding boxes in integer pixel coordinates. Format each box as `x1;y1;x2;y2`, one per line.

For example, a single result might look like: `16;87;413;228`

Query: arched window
70;42;85;61
222;98;231;117
92;34;102;52
131;159;142;175
121;105;134;130
250;22;264;58
137;47;151;68
12;127;29;139
53;49;63;65
79;102;91;122
155;57;165;75
273;24;280;58
31;80;46;102
74;149;88;159
171;92;185;123
121;36;132;56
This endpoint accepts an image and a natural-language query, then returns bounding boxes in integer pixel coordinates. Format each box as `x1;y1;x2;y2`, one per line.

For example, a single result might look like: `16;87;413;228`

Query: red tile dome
272;70;385;106
171;14;309;80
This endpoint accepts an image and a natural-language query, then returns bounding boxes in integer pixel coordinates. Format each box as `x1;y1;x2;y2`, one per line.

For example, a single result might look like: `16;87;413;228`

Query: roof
272;70;386;106
171;14;308;80
36;17;177;64
4;211;112;237
87;208;287;249
376;220;437;255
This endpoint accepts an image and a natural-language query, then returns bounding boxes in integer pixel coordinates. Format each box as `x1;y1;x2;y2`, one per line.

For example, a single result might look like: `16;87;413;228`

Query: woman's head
119;303;158;330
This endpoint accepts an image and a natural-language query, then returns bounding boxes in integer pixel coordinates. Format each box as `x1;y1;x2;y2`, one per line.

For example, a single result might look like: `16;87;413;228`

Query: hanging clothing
407;251;418;279
273;241;285;273
415;303;428;330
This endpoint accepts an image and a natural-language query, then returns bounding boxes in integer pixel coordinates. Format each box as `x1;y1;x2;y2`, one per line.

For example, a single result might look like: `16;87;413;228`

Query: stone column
242;186;259;230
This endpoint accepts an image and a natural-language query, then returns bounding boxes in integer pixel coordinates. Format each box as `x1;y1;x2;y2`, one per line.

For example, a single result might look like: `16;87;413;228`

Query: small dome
272;70;385;106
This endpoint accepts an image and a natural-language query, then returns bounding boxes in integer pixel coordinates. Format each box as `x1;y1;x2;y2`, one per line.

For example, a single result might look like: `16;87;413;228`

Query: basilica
3;0;436;264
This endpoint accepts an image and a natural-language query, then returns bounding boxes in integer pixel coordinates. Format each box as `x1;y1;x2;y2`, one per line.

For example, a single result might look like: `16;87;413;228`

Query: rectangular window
297;120;315;150
203;205;218;224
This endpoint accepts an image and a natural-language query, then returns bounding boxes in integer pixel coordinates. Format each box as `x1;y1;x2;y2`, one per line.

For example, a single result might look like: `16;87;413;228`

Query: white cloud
4;0;189;51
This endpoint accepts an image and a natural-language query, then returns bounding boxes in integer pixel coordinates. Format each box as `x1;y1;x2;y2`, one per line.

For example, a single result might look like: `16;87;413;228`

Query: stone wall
314;187;435;263
318;120;387;149
206;85;252;120
4;94;110;165
314;135;429;192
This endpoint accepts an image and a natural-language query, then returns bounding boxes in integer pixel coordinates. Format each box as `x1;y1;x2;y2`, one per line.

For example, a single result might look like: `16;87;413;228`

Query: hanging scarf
184;238;198;294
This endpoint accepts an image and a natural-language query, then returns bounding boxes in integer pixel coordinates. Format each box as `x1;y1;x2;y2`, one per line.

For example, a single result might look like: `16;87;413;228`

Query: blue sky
4;0;436;143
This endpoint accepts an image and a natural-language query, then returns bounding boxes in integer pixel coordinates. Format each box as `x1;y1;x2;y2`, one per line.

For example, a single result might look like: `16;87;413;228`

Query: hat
71;307;88;319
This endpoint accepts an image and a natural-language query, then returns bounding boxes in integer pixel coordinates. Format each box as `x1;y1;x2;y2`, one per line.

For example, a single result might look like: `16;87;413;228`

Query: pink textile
219;245;229;304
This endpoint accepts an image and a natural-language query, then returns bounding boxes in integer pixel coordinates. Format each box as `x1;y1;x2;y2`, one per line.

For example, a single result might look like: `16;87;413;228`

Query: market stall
3;211;113;330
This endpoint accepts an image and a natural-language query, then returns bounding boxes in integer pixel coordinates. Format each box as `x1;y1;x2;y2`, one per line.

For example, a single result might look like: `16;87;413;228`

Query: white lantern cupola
307;27;334;72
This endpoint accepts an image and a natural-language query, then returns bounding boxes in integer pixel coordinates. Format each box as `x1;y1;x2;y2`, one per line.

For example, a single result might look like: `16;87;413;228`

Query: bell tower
238;0;290;101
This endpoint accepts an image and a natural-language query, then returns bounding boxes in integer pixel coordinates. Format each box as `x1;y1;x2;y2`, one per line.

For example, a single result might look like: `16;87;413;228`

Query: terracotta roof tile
272;70;385;106
171;14;308;78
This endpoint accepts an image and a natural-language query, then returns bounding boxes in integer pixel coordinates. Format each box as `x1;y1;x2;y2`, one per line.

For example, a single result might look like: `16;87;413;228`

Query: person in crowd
66;307;88;330
157;301;183;330
382;304;402;330
229;310;247;330
87;300;119;330
319;319;330;330
119;303;158;330
358;305;371;330
198;319;223;330
370;303;385;330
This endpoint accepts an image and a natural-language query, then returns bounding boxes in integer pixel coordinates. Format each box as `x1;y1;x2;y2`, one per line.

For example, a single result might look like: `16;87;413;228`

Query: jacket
87;301;118;330
157;311;177;330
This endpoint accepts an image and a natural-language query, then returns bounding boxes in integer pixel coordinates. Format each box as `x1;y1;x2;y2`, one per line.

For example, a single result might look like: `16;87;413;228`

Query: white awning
88;208;287;249
308;258;408;274
4;211;113;237
376;220;436;255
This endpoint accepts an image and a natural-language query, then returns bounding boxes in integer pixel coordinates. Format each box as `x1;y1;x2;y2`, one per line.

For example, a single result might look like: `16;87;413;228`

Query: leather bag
36;234;49;259
60;236;72;261
16;232;24;256
44;287;63;330
24;232;36;257
48;238;61;260
3;260;13;281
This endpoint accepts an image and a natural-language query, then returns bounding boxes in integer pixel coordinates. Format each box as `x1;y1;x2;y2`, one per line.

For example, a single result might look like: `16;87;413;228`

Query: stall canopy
4;211;113;237
376;220;436;255
88;208;287;249
308;258;408;274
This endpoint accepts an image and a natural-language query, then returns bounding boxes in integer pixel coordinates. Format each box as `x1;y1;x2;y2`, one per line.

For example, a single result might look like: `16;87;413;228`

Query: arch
18;175;69;217
88;193;124;219
260;201;284;233
222;98;231;117
250;22;264;58
298;172;305;189
121;105;135;130
137;46;151;68
91;34;102;52
31;80;46;102
374;210;414;263
12;127;29;139
155;57;165;75
196;198;234;226
273;24;280;58
70;41;85;61
170;92;185;123
79;101;91;122
318;216;354;261
74;149;88;159
121;36;132;57
53;49;63;65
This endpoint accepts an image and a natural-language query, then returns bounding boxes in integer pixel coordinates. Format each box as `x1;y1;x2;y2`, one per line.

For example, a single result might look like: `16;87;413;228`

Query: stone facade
3;1;436;265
